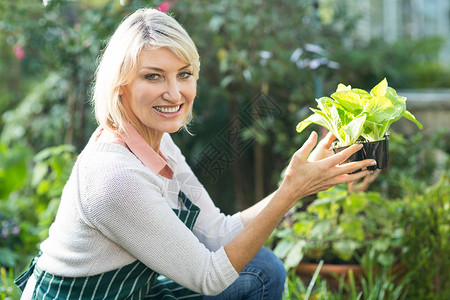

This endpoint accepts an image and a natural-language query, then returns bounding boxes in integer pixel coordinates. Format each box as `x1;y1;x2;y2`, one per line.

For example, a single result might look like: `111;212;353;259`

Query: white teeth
155;105;181;113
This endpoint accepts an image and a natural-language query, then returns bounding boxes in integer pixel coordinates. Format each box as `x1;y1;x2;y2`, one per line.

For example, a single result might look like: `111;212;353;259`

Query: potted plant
296;78;423;169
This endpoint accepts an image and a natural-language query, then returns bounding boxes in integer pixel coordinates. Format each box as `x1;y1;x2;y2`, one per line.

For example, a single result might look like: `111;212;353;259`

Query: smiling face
120;47;197;140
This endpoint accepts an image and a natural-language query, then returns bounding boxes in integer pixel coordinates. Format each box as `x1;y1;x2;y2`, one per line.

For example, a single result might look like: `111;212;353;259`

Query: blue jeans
204;247;286;300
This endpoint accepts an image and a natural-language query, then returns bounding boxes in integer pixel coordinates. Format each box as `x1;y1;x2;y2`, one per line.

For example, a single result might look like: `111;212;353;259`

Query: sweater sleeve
161;134;245;251
79;152;238;296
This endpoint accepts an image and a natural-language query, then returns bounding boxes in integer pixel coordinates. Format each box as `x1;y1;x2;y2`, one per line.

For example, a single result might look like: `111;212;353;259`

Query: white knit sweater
32;132;243;296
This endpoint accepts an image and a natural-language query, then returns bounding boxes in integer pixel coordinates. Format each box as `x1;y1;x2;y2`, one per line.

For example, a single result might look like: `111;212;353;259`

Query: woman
15;8;376;299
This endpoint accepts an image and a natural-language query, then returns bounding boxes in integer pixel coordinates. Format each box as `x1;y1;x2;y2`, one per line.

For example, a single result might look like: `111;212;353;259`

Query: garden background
1;0;449;299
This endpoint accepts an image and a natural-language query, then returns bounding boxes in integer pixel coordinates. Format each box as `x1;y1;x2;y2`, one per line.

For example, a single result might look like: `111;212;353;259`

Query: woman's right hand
225;131;376;273
278;131;376;205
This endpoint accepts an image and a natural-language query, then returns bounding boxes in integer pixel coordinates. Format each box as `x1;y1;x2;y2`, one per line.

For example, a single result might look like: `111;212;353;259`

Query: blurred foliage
270;130;449;299
0;0;449;298
0;142;76;270
399;173;450;299
272;184;407;268
333;36;450;89
1;0;449;209
0;0;124;151
374;130;450;199
0;267;21;300
282;253;412;300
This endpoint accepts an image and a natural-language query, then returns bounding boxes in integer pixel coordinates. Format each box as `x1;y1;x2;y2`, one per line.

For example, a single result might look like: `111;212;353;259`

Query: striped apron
15;191;202;300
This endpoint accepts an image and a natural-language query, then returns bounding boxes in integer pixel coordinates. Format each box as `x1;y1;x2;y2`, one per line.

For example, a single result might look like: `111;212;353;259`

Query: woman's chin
164;124;185;134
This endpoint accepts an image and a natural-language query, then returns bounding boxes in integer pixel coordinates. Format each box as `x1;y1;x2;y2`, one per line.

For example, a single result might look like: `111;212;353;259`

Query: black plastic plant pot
332;137;389;170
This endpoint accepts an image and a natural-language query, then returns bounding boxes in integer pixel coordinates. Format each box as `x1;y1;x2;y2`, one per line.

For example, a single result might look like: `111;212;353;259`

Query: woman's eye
145;73;161;80
178;71;193;79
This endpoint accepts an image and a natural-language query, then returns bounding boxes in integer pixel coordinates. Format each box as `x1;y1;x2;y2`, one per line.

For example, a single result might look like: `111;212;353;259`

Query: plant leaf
285;240;306;269
333;240;358;261
403;110;423;129
296;113;328;133
316;96;336;111
297;108;347;145
351;88;371;104
341;219;365;241
376;119;394;140
309;220;332;240
377;252;395;267
362;121;380;141
385;87;406;120
373;238;390;252
273;239;294;259
329;105;342;130
331;91;363;113
351;88;373;99
317;98;351;136
343;115;366;144
336;83;351;92
364;96;396;123
370;78;388;96
344;193;368;214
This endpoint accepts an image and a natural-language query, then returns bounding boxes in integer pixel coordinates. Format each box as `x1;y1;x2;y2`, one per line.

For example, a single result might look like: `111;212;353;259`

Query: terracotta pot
296;262;408;290
296;263;364;290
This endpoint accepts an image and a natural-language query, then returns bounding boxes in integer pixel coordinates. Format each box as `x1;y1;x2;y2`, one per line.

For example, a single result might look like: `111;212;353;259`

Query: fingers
308;132;336;162
284;134;379;201
322;159;375;188
295;131;318;160
337;159;377;175
319;132;336;149
323;143;363;167
334;169;374;186
319;142;377;178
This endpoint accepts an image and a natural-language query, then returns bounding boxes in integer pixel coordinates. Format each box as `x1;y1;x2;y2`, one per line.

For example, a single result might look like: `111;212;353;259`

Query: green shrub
399;173;450;299
375;130;450;199
0;143;76;271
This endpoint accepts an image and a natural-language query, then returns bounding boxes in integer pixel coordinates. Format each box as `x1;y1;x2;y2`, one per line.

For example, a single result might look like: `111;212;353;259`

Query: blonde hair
92;8;200;141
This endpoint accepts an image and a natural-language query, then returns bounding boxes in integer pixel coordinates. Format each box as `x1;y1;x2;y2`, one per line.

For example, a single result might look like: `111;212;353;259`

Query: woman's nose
162;80;181;102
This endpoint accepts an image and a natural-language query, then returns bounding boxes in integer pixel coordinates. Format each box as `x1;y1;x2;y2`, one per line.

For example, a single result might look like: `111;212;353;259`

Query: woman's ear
118;86;124;96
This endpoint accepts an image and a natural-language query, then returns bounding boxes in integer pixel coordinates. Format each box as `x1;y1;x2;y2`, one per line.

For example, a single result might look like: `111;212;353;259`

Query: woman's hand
225;131;376;273
278;131;376;205
307;131;336;162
